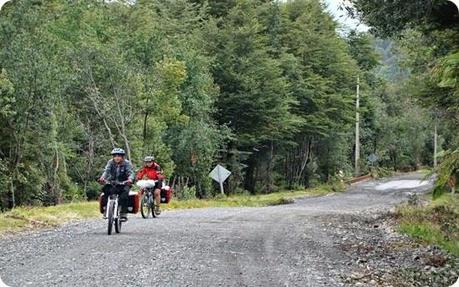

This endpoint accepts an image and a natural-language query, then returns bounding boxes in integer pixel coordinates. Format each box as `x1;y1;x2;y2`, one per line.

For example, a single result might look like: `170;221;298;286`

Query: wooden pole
218;167;224;195
434;122;438;168
355;76;360;176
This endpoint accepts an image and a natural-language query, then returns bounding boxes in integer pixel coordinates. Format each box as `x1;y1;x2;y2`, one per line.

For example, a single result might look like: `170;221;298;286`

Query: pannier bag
99;194;104;214
128;191;141;214
160;186;173;203
98;191;141;214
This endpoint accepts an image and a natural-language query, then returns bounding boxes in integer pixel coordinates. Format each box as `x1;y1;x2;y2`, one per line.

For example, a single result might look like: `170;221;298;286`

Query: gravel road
0;173;457;287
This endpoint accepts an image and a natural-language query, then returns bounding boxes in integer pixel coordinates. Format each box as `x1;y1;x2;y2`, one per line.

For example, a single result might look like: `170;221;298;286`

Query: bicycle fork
105;196;119;219
113;199;118;219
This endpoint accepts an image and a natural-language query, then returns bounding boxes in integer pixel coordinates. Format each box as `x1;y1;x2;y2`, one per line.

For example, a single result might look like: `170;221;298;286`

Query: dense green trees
350;0;459;194
0;0;445;209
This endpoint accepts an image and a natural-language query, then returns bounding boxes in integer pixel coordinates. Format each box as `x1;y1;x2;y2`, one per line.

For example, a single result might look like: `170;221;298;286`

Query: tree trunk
244;153;257;193
115;100;131;160
85;66;117;148
296;138;312;184
142;98;150;152
266;141;274;193
283;137;313;188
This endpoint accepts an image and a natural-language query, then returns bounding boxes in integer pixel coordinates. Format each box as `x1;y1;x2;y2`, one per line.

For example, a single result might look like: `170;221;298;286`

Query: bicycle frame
105;194;119;220
104;181;126;235
145;188;154;203
140;186;160;218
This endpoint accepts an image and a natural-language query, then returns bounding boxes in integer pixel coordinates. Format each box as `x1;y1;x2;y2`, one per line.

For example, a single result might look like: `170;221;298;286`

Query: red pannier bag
128;191;141;214
160;186;173;203
98;194;104;214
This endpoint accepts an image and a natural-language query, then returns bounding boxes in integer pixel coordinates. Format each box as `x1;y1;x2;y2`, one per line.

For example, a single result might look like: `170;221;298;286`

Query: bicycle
137;180;160;218
103;181;128;235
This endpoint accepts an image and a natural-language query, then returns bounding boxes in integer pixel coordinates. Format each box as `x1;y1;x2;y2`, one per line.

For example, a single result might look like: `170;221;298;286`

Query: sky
0;0;10;11
323;0;369;32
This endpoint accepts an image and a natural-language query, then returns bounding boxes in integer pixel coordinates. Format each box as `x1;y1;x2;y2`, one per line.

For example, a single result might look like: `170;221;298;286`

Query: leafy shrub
370;166;394;179
178;186;196;200
431;148;458;198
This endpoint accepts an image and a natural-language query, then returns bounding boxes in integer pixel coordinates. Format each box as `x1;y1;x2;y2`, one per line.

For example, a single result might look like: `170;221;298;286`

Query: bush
290;183;306;191
178;186;196;200
232;187;250;196
397;194;459;256
370;166;394;179
85;181;101;201
431;148;459;199
328;176;346;192
213;193;226;200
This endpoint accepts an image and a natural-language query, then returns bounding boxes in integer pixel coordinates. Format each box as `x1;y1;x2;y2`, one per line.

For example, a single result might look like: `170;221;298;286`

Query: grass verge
0;186;333;234
0;202;99;234
396;193;459;257
167;186;332;209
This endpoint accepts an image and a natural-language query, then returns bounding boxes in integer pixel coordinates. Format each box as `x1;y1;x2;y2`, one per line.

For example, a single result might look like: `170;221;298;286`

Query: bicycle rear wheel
152;201;158;218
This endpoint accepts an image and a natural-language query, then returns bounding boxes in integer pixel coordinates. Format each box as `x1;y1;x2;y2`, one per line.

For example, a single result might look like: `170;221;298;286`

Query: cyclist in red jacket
136;156;164;214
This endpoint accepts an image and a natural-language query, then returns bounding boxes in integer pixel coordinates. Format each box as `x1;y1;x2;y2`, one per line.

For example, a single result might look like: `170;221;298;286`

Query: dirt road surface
1;173;457;287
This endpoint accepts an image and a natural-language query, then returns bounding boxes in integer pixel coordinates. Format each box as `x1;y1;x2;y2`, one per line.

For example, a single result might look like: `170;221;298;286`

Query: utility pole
355;76;360;176
10;180;15;209
434;122;438;168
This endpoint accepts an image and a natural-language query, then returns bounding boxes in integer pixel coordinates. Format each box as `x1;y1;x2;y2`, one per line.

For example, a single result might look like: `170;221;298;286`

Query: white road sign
209;164;231;194
210;164;231;183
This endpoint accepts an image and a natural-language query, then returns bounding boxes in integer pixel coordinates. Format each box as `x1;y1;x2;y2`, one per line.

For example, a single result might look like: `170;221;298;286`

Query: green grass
167;186;332;209
0;202;99;234
418;167;433;176
397;193;459;257
0;186;332;234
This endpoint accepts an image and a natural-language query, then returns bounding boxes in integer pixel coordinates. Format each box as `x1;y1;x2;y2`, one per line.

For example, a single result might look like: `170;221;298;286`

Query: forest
0;0;457;209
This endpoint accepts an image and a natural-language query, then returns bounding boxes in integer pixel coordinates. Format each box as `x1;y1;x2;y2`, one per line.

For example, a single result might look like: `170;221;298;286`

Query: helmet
111;148;126;156
143;155;155;162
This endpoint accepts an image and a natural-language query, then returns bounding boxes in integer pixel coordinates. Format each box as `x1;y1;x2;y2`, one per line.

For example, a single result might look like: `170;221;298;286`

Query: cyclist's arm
101;160;112;181
155;163;166;180
136;168;145;181
126;161;136;182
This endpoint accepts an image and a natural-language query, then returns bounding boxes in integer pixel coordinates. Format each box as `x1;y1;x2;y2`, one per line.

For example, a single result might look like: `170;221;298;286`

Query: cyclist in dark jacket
99;148;135;220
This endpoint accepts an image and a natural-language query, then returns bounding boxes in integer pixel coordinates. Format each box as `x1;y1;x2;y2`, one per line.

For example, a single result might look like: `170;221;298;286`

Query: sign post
367;153;378;165
209;164;231;195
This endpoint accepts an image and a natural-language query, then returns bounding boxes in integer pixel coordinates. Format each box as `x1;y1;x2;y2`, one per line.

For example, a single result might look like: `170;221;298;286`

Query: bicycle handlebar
103;180;129;186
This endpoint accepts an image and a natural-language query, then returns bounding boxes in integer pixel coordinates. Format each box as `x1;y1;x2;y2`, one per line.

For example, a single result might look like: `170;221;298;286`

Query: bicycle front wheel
107;201;114;235
141;195;151;219
115;203;122;233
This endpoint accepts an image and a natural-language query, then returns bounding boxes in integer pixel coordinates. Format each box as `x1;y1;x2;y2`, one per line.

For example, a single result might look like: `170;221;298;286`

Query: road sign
209;164;231;194
367;153;378;163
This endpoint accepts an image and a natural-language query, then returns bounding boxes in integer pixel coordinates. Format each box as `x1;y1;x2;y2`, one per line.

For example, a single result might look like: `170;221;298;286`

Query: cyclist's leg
100;185;112;217
118;185;130;219
154;188;161;214
154;188;161;205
